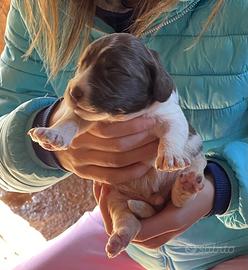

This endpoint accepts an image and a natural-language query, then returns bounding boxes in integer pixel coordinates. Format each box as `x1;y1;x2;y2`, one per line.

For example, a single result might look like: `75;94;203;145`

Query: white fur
140;91;191;171
150;91;189;153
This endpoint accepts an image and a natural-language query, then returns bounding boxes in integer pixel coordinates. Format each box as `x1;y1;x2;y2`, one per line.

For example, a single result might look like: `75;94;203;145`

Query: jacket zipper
142;0;200;36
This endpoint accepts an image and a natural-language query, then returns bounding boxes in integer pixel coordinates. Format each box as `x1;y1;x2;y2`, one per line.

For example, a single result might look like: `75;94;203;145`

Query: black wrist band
204;162;231;216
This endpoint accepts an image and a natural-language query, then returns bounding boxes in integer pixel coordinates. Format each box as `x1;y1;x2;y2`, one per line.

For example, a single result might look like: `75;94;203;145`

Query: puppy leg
106;191;142;258
152;95;191;172
171;154;207;207
28;109;92;151
29;122;79;151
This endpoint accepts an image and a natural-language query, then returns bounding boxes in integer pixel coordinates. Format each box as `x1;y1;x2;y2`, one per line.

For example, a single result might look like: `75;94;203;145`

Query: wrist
48;98;64;127
201;173;215;216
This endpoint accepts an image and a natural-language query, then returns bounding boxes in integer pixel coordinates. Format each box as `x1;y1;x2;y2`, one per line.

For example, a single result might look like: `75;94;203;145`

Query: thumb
99;184;113;235
93;181;102;204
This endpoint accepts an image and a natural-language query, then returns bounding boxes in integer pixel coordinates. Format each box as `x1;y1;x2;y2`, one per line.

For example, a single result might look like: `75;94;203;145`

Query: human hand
94;173;214;248
49;99;158;184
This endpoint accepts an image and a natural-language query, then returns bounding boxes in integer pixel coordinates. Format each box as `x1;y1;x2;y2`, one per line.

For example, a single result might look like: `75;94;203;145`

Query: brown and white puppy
28;33;206;258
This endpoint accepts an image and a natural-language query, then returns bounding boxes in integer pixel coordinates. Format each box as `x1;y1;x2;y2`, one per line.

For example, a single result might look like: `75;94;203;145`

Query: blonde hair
21;0;224;78
0;0;10;52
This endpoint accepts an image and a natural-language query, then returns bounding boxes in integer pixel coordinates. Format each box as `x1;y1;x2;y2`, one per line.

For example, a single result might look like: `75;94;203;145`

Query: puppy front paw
155;151;191;172
171;171;204;207
28;127;70;151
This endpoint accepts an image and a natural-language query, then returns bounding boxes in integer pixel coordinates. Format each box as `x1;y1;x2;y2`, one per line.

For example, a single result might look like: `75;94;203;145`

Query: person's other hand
49;99;158;184
94;173;214;248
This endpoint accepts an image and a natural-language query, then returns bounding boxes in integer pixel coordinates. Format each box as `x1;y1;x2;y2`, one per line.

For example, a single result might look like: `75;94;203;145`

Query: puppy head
66;33;175;120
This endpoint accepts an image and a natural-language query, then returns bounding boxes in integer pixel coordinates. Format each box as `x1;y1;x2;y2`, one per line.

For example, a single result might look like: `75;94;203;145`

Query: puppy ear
149;49;175;103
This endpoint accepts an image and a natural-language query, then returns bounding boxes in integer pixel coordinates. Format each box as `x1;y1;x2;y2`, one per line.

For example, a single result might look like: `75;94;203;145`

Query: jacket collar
144;0;200;34
93;0;200;35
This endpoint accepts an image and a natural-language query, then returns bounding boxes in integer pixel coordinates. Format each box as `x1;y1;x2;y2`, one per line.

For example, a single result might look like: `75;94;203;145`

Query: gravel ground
0;175;96;269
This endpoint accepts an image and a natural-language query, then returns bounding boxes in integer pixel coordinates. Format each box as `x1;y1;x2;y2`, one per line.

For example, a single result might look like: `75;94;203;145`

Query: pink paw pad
179;172;204;194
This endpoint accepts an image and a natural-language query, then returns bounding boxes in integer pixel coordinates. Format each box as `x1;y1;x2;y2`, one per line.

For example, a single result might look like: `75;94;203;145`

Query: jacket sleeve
0;1;71;192
206;137;248;229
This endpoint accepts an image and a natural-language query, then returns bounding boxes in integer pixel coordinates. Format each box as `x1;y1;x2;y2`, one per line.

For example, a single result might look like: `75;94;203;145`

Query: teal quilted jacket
0;1;248;269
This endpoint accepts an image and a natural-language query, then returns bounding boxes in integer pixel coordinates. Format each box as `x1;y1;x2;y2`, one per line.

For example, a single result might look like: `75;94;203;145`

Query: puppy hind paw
171;171;204;207
179;172;204;193
106;229;131;258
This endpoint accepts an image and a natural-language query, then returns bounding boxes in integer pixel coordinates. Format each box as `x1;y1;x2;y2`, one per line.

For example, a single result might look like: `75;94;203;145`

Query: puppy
28;33;206;258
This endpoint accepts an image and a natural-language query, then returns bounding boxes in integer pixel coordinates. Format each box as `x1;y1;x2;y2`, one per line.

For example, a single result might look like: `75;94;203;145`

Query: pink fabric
211;255;248;270
13;207;144;270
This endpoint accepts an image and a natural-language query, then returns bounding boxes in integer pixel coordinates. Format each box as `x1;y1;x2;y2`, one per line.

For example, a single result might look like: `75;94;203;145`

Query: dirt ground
0;176;96;240
0;175;96;268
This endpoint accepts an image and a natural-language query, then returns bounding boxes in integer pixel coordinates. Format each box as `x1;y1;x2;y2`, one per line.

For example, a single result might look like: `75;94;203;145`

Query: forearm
0;98;71;192
31;98;68;170
136;176;215;244
206;139;248;229
0;2;72;192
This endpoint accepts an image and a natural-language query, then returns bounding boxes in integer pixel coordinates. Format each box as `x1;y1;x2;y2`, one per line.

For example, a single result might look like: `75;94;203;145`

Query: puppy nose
70;86;83;102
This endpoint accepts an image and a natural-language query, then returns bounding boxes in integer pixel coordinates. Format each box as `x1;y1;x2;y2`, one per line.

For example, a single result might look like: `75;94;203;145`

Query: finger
93;181;101;204
134;204;187;242
75;163;152;184
99;185;113;235
89;117;156;138
136;202;200;242
72;141;158;168
71;131;157;152
132;229;185;249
